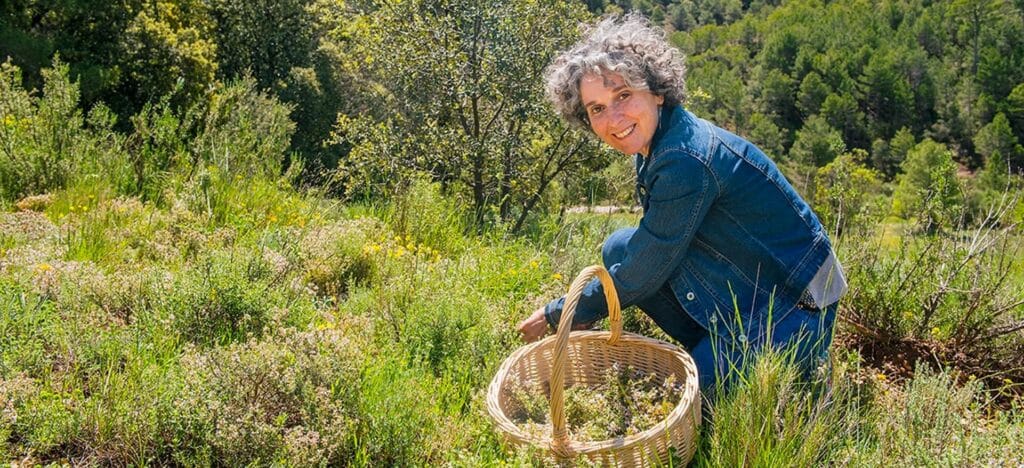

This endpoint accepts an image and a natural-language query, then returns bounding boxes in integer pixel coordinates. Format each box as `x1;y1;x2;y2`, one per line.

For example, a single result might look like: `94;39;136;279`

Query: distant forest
2;0;1023;222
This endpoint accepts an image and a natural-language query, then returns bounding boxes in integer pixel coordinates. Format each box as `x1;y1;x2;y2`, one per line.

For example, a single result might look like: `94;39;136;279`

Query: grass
1;176;1022;466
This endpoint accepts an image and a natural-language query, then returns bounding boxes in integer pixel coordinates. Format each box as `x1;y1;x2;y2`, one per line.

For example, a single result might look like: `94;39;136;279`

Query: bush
839;194;1024;386
189;76;295;180
891;139;963;232
176;326;365;465
167;250;278;346
297;218;380;298
0;58;82;200
813;149;885;237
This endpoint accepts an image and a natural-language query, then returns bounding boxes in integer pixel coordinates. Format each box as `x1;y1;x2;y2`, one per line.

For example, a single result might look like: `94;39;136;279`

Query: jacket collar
644;104;682;158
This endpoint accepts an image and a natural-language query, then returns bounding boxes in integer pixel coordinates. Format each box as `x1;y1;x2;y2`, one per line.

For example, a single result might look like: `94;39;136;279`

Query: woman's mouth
613;124;636;139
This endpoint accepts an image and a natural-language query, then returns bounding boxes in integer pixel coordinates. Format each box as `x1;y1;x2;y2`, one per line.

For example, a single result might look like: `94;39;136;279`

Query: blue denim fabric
605;227;836;397
544;104;835;363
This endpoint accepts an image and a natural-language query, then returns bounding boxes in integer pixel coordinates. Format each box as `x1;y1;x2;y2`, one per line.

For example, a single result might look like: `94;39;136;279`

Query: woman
517;14;846;397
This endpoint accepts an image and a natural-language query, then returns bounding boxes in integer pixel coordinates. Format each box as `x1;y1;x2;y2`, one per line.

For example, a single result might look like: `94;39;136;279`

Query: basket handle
549;265;622;453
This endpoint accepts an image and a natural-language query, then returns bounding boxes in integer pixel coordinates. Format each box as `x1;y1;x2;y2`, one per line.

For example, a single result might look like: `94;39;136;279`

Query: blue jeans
602;228;836;400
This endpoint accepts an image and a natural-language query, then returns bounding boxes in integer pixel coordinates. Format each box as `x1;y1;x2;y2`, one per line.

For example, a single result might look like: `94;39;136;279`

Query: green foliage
813;149;884;237
871;126;916;181
297;218;378;298
176;327;364;465
841;203;1023;364
975;112;1024;171
789;114;845;167
168;250;278;346
796;71;830;118
120;0;218;106
892;139;963;230
330;0;604;231
190;77;295;179
697;350;852;467
845;366;1024;465
0;57;83;200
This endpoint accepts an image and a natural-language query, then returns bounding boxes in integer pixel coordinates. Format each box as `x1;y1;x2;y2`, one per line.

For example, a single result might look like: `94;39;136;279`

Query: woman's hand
517;305;595;342
517;306;550;343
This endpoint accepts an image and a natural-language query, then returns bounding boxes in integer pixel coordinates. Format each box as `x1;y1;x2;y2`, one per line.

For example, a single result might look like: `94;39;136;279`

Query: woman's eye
590;106;604;115
618;92;631;100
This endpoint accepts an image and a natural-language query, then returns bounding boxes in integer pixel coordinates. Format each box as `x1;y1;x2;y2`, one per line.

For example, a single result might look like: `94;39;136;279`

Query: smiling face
580;72;664;156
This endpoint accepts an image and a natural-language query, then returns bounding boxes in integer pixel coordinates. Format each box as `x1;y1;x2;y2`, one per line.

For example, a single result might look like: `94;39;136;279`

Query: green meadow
4;0;1024;464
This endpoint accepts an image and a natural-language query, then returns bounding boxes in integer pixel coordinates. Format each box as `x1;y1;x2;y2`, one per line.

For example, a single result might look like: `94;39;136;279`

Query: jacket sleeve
545;150;721;328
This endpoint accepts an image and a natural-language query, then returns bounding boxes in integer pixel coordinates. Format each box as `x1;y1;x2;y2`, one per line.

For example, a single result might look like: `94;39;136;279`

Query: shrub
167;251;277;346
0;58;82;200
298;218;380;298
383;178;471;254
190;77;295;180
176;326;365;465
813;149;886;237
840;192;1024;388
891;139;963;232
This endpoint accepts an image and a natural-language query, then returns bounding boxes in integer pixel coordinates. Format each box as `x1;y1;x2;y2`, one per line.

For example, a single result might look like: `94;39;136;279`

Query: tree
892;138;963;231
1004;82;1024;137
813;149;883;237
331;0;602;231
820;92;868;150
871;126;916;180
790;115;845;167
797;71;830;118
119;0;218;109
858;48;915;140
974;112;1024;172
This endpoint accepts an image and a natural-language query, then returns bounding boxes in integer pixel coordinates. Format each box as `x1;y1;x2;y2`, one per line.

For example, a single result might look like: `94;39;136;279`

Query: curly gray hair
544;14;687;130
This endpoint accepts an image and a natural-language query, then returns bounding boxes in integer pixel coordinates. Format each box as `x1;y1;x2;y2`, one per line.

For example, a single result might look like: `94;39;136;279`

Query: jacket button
686;292;695;301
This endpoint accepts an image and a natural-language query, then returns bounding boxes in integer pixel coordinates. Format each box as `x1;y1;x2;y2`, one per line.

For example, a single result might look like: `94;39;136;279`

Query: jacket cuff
544;296;565;330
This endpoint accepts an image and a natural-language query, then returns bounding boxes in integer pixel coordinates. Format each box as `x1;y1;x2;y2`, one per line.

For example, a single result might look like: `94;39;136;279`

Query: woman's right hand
517;306;550;343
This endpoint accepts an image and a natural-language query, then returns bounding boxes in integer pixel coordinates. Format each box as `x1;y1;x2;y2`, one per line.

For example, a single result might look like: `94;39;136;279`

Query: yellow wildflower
530;261;539;269
551;273;563;281
36;263;53;273
875;373;887;381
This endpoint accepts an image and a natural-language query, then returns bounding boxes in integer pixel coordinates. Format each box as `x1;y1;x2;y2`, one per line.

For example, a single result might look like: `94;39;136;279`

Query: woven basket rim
486;329;701;454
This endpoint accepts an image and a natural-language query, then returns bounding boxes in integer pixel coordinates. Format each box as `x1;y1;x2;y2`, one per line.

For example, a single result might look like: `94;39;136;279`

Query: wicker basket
487;265;701;466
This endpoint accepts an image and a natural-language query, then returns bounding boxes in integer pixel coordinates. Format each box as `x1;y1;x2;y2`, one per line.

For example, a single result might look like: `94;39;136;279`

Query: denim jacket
545;105;833;341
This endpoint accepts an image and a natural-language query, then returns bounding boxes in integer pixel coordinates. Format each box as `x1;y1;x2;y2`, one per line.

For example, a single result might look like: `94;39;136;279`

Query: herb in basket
507;363;684;441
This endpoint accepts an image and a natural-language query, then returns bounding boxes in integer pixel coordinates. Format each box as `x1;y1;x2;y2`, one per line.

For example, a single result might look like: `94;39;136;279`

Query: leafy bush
176;326;365;465
167;250;278;346
189;76;295;180
840;193;1024;387
0;58;83;200
297;218;380;298
813;149;886;237
891;139;963;231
